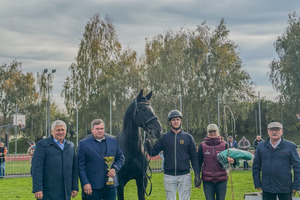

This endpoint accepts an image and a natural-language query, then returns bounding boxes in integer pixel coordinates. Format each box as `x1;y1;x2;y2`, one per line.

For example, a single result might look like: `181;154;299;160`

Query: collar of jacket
204;137;222;146
46;135;71;149
264;137;284;150
170;129;182;135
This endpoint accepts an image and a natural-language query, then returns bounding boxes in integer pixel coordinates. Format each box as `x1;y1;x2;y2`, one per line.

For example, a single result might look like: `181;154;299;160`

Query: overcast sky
1;0;299;108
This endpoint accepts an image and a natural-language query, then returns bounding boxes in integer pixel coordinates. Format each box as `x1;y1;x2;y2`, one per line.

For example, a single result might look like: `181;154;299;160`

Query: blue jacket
32;136;78;200
228;140;237;148
252;138;300;193
148;130;199;176
77;135;125;189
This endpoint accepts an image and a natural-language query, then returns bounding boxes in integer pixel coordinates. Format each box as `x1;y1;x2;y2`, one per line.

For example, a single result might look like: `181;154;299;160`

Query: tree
62;13;143;137
144;19;255;134
0;61;48;141
269;12;300;114
0;61;39;123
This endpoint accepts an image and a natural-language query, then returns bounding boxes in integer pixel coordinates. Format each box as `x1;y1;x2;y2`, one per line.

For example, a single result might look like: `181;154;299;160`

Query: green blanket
217;148;253;168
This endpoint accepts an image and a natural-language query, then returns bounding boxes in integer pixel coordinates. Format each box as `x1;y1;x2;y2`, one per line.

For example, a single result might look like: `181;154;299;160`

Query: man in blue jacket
145;110;200;200
252;122;300;200
227;136;237;148
32;120;78;200
77;119;125;200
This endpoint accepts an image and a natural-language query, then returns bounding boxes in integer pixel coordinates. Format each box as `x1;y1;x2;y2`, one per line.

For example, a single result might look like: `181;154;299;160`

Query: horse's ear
145;91;152;101
137;89;144;101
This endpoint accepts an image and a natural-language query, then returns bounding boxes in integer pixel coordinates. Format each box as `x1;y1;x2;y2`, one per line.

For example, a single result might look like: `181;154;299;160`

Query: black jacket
148;130;199;176
0;147;5;163
253;139;264;149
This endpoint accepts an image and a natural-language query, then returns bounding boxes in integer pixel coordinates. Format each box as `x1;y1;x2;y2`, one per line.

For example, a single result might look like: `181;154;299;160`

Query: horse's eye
140;106;147;111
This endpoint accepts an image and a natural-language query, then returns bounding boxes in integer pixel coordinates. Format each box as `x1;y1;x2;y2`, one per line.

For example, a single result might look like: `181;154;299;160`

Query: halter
133;99;158;138
133;98;159;196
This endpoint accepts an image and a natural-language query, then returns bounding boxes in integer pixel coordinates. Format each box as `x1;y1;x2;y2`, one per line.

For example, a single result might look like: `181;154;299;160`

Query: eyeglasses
268;128;282;132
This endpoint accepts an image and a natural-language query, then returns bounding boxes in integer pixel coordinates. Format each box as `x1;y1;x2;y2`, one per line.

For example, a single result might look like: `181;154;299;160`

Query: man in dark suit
77;119;125;200
32;120;78;200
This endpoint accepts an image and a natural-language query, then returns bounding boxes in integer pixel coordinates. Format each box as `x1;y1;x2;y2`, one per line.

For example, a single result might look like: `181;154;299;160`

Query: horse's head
133;89;162;139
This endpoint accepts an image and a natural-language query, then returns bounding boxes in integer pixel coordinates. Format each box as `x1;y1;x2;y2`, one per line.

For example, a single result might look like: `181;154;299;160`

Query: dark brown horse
116;89;162;200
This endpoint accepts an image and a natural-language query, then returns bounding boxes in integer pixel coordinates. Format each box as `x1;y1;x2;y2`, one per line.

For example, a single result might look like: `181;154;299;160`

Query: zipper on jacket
174;133;177;176
213;145;216;180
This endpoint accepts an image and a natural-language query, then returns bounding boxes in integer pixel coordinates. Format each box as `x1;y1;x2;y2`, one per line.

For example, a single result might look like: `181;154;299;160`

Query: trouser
203;181;227;200
82;187;117;200
243;161;249;169
0;162;5;177
263;191;292;200
163;173;191;200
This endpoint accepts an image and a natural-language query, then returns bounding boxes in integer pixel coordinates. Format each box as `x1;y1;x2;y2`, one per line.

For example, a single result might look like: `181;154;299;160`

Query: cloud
1;0;299;108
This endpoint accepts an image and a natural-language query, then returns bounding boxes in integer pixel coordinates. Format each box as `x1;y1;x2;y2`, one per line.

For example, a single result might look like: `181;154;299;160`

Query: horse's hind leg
136;176;147;200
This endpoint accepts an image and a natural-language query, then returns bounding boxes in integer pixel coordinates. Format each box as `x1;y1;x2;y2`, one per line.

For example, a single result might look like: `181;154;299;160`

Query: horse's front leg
117;183;125;200
136;175;147;200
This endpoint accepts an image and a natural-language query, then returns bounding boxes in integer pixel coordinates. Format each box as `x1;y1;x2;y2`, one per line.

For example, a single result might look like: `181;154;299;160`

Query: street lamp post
44;69;56;137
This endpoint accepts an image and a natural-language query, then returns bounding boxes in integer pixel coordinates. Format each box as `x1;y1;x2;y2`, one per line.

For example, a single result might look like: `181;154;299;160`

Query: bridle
133;98;159;196
133;99;159;139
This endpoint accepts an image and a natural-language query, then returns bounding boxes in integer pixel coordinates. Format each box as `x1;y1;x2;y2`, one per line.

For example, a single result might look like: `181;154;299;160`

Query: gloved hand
194;175;201;188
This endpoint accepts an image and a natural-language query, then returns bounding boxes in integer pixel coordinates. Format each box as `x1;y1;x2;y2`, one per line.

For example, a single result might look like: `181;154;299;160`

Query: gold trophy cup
104;156;115;185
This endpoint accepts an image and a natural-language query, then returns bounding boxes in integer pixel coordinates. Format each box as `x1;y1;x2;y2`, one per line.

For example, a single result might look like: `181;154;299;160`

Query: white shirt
270;138;282;149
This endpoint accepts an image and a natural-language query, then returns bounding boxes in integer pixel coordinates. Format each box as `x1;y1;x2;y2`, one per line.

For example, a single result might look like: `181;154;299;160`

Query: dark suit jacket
32;136;78;200
77;134;125;189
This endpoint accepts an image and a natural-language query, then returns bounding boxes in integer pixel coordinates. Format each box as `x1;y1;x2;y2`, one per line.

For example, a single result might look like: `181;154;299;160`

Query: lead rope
143;130;153;196
227;143;234;200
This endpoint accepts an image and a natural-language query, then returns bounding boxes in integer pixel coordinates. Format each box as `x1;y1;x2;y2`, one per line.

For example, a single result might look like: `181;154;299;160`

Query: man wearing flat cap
252;122;300;200
238;136;251;169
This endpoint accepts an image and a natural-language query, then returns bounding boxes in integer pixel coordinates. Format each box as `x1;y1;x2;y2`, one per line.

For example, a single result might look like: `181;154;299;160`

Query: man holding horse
77;119;125;200
145;110;201;200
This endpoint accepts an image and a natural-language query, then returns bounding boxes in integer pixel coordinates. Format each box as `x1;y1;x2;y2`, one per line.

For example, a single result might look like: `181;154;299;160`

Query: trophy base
106;181;114;185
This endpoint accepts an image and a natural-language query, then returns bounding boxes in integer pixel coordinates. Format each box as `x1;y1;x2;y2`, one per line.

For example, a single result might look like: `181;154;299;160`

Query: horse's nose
154;129;162;139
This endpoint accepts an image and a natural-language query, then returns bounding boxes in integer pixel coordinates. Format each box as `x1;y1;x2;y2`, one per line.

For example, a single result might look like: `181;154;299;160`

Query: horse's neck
123;119;142;153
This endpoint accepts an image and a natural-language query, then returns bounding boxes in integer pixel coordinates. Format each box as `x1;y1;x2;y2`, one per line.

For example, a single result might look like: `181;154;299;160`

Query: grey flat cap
267;122;283;129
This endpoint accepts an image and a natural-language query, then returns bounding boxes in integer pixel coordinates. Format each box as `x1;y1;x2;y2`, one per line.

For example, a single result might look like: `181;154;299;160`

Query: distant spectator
253;135;264;150
0;142;7;178
27;141;36;157
27;141;35;175
238;136;251;170
227;136;237;148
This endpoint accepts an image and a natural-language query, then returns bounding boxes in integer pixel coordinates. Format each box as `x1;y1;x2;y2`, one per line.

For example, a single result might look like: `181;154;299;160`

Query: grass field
0;170;261;200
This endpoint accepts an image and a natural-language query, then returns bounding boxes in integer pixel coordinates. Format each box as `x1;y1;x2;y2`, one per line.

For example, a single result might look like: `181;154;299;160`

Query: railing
2;154;31;177
2;154;161;178
148;155;164;172
1;150;258;178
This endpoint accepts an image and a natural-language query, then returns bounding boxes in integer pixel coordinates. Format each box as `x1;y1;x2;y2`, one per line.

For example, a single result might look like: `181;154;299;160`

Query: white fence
2;154;31;177
2;152;255;178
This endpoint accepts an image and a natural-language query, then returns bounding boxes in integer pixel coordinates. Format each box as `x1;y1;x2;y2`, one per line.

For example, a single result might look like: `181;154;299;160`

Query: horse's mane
122;96;147;128
123;99;136;128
